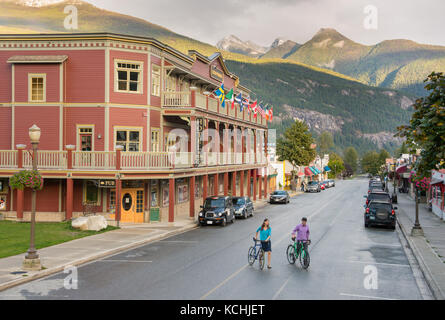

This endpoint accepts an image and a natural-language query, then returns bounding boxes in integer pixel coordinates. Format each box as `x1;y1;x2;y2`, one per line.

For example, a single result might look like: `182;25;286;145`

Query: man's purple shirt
292;224;310;241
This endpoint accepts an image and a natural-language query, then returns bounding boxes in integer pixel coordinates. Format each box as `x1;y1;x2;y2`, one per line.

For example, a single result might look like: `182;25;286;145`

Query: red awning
396;164;408;174
304;167;313;176
298;172;305;177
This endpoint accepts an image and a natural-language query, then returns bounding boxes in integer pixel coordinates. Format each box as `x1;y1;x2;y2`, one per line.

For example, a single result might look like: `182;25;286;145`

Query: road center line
272;277;291;300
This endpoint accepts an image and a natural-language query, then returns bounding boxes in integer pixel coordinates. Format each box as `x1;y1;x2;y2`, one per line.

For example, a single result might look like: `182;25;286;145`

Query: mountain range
218;28;445;97
0;0;424;154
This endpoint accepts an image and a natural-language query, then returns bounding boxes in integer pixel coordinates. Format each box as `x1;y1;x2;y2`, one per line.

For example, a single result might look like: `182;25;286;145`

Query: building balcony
0;149;268;172
162;90;267;127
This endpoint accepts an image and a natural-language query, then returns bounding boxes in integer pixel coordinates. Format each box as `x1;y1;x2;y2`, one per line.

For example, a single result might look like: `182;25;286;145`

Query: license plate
207;221;213;225
370;216;375;220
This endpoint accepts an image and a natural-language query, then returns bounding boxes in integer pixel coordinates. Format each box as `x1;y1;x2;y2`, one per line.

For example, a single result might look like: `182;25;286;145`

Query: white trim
28;73;46;103
113;126;144;152
11;64;15;149
76;124;95;151
59;64;64;151
114;59;144;94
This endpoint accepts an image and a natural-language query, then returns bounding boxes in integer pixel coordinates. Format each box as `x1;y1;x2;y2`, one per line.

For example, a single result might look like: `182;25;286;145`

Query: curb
397;216;444;300
0;224;198;292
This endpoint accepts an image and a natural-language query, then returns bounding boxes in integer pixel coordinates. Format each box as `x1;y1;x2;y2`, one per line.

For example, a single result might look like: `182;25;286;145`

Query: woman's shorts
261;240;272;252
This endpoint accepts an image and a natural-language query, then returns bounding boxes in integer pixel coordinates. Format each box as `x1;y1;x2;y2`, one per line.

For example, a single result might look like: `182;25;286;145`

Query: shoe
267;266;272;269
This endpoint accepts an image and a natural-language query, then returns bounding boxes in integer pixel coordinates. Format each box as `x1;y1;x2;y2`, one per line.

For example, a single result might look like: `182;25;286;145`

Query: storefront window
84;181;100;205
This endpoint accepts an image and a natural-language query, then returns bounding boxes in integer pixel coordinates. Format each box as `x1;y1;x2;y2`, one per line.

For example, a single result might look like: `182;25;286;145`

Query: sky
86;0;445;47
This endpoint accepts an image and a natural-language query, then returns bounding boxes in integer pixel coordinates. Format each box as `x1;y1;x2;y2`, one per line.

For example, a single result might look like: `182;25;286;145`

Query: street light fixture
23;124;42;271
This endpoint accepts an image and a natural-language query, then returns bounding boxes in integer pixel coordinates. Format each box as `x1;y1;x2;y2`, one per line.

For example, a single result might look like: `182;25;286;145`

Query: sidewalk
0;219;197;292
395;189;445;300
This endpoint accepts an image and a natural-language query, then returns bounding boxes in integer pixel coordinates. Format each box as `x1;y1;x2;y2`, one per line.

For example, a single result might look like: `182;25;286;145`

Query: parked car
327;179;336;187
368;183;384;193
232;196;254;219
270;190;290;204
364;191;392;207
306;181;321;193
364;200;397;230
198;196;235;227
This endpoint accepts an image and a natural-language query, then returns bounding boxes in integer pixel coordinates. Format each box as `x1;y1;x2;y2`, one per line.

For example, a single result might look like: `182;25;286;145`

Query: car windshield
308;181;318;186
369;203;392;211
273;191;286;195
204;198;225;208
232;198;245;205
369;194;390;201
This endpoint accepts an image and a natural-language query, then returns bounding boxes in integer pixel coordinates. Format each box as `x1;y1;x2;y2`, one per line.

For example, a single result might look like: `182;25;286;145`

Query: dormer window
115;60;143;93
28;74;46;102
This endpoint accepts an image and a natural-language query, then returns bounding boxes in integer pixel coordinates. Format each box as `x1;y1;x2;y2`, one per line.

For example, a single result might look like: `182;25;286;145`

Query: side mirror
200;205;203;209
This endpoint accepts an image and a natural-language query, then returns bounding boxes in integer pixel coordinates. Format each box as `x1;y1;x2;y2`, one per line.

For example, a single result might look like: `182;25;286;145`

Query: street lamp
23;124;42;271
411;186;424;236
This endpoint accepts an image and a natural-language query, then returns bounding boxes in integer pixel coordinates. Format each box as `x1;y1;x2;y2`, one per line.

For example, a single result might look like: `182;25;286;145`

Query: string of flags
213;84;273;122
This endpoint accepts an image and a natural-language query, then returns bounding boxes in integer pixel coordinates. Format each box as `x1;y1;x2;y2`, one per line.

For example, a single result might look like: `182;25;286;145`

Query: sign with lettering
99;180;116;188
210;65;224;82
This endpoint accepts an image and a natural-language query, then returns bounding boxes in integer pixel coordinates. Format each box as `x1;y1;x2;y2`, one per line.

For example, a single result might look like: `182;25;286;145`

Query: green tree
394;142;409;158
318;131;334;155
276;120;316;168
361;151;383;175
343;147;358;174
378;149;390;165
397;72;445;177
328;152;345;178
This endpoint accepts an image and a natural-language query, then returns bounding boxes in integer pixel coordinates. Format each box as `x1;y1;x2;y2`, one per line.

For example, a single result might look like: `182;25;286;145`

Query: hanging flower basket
409;171;430;192
9;170;44;191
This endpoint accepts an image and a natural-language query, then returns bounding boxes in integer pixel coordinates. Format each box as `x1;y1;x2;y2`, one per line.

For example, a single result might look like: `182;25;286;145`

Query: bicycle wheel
258;249;265;270
286;244;296;264
300;249;310;269
247;247;256;266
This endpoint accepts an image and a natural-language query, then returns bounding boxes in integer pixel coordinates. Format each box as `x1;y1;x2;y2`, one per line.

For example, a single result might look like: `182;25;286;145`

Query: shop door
121;189;144;223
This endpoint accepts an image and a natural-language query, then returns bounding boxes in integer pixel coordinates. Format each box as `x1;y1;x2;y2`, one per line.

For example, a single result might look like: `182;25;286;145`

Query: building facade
0;33;269;224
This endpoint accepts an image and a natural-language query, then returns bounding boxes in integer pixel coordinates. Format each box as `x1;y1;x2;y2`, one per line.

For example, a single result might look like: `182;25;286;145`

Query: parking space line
348;260;410;267
339;293;399;300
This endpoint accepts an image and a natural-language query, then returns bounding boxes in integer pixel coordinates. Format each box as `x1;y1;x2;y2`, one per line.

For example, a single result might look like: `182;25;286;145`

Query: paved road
0;178;429;300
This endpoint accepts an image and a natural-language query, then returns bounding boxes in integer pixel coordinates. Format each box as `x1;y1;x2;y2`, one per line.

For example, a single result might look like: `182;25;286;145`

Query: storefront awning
298;172;305;177
396;164;408;174
324;166;331;172
430;178;444;186
304;167;313;176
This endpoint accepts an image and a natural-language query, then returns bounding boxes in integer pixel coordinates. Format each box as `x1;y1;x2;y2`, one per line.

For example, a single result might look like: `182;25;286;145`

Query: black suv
364;200;398;230
198;196;235;227
364;191;392;207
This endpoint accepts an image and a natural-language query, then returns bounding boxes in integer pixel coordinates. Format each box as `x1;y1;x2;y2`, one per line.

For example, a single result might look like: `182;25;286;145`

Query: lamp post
23;124;42;271
411;186;424;236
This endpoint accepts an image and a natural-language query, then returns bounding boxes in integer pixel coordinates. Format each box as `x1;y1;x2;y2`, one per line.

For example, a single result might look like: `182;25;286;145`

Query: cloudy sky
87;0;445;47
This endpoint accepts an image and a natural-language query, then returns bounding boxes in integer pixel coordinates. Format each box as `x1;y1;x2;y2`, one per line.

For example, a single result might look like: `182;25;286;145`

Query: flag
242;96;250;113
214;84;225;108
235;93;243;111
250;100;258;117
269;106;273;122
226;88;235;109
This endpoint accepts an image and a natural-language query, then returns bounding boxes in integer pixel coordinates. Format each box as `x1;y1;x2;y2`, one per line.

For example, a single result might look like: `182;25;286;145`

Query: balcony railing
0;150;267;171
163;91;191;107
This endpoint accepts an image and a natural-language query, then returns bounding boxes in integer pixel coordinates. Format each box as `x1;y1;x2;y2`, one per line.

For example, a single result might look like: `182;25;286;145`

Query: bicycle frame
293;240;309;258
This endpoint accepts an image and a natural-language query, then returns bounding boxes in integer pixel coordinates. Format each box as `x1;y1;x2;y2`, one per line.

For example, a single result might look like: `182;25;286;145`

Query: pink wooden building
0;33;269;224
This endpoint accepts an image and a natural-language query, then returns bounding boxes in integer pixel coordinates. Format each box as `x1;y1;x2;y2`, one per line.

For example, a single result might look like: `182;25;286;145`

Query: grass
0;221;118;259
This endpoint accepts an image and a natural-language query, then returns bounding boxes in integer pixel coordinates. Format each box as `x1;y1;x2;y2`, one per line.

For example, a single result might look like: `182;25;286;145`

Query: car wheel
251;209;254;217
243;210;247;219
221;217;227;227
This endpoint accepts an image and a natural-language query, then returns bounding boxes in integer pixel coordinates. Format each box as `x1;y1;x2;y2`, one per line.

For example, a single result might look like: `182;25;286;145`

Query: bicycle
247;238;265;270
286;239;310;269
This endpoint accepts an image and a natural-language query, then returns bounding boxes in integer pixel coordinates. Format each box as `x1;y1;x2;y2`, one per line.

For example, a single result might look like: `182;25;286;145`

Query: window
29;74;46;102
151;128;160;152
115;61;143;93
78;127;93;151
115;128;142;152
83;181;101;205
165;75;176;92
109;189;116;213
152;65;161;96
164;133;177;152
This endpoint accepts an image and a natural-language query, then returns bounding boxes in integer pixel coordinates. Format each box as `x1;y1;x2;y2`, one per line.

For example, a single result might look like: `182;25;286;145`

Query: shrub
9;170;44;191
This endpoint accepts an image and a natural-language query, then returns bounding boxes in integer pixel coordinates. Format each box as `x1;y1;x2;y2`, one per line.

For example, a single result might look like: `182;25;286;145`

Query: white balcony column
190;116;197;166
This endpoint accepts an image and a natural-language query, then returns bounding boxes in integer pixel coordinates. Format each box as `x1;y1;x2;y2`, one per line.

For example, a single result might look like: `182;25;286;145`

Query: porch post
203;174;208;200
66;177;73;221
189;176;195;218
258;169;262;200
214;173;219;196
115;177;122;224
253;169;257;201
232;171;237;197
169;178;175;223
224;171;229;196
240;170;244;197
247;170;251;198
190;116;196;166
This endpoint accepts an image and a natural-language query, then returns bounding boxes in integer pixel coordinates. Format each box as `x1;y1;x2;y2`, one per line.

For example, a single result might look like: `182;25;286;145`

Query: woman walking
255;218;272;269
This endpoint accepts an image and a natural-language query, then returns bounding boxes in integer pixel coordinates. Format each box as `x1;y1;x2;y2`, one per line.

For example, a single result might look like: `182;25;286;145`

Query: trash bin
149;208;160;222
